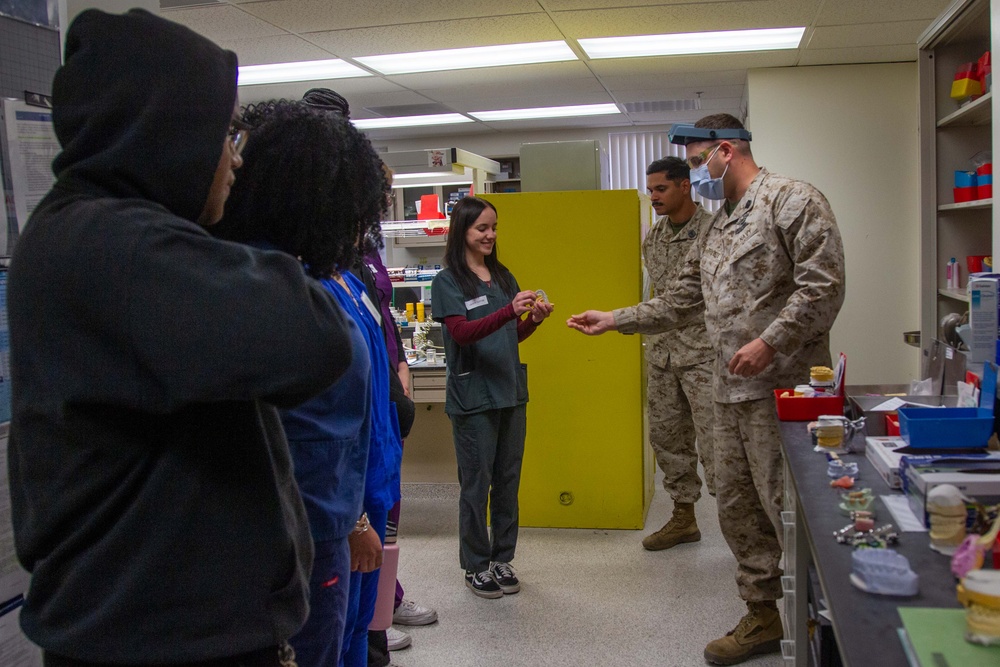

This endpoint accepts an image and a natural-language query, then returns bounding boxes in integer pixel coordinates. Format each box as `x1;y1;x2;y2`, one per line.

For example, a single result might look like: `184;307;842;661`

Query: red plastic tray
774;389;845;421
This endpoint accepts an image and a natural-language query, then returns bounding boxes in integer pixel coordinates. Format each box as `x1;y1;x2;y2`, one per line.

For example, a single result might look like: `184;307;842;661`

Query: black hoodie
7;9;353;662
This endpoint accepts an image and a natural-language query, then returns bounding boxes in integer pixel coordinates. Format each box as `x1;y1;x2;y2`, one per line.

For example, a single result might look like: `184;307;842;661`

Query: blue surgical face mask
689;145;728;200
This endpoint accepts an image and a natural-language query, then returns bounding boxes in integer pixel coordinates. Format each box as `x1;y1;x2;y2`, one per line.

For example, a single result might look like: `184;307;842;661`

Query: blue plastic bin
898;363;996;449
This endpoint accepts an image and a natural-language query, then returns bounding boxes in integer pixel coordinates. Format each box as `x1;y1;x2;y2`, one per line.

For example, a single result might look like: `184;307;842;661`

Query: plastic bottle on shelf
946;257;960;289
416;302;425;323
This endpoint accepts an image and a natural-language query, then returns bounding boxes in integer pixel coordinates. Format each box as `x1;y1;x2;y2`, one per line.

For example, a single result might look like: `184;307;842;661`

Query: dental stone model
928;484;967;556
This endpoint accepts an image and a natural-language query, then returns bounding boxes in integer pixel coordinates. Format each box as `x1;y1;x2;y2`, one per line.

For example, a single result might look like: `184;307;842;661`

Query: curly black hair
212;101;389;278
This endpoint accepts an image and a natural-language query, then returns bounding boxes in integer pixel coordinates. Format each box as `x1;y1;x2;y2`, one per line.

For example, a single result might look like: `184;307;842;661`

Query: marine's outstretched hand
566;310;617;336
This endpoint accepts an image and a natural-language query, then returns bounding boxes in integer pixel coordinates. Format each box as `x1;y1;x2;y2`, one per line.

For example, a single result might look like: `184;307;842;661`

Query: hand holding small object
512;290;537;316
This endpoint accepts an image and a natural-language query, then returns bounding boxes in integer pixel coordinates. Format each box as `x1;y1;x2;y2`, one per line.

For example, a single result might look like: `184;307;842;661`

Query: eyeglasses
229;116;251;156
686;142;721;169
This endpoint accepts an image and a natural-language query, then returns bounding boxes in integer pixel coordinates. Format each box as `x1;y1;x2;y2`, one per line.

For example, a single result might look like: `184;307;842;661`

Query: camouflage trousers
714;396;784;602
647;360;716;503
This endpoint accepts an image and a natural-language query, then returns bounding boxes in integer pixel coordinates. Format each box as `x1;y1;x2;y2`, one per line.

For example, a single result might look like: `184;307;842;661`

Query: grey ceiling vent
363;103;456;118
623;99;702;113
160;0;223;9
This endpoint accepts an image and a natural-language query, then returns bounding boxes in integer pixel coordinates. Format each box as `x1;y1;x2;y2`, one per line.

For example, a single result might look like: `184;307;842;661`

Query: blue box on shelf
955;170;978;187
897;362;996;449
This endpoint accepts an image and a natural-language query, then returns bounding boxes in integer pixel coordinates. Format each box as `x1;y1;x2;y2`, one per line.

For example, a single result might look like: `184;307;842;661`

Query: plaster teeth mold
957;570;1000;646
849;549;918;596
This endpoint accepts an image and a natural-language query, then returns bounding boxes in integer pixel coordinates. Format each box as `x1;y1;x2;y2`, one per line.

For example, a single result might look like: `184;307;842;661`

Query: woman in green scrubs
431;196;554;599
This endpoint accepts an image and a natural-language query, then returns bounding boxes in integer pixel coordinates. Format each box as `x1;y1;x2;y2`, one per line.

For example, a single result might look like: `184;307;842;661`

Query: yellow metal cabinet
481;190;653;529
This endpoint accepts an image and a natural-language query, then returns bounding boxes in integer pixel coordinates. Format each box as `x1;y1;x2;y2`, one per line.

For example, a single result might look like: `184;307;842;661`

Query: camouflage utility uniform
615;169;845;601
620;205;715;503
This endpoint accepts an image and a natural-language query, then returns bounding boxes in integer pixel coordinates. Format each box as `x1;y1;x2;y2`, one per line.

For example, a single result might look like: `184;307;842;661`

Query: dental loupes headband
668;124;752;146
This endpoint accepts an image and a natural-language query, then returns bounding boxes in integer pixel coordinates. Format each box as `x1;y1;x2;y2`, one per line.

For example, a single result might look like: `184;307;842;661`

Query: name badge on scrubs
360;292;382;326
465;296;489;311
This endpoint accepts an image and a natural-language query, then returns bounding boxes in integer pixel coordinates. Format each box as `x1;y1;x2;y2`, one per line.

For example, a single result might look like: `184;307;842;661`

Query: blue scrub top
321;271;402;514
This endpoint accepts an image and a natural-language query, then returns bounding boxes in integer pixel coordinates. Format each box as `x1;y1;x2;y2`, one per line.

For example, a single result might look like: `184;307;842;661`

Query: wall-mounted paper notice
1;99;58;234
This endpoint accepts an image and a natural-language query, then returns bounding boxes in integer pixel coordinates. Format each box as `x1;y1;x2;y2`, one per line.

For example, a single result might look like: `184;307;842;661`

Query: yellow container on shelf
415;302;425;322
950;76;982;100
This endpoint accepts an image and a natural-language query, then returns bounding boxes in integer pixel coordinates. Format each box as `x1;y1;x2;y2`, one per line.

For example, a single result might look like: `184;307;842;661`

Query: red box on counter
774;390;845;421
885;414;900;436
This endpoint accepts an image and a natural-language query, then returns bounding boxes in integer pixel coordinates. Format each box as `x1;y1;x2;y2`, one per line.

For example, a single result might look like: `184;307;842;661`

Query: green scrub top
431;268;528;416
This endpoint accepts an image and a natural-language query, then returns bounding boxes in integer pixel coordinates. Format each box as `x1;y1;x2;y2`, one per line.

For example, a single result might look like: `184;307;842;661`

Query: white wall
748;63;920;385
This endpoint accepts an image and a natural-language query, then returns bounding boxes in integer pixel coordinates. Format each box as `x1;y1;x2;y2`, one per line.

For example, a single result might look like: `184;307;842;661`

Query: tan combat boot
704;600;783;665
641;502;700;551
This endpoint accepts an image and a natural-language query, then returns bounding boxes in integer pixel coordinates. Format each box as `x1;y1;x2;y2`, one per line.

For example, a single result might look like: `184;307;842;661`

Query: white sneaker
392;598;438;626
386;626;412;651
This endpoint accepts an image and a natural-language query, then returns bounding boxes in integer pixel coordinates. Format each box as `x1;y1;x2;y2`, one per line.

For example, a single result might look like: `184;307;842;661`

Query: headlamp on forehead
667;124;752;146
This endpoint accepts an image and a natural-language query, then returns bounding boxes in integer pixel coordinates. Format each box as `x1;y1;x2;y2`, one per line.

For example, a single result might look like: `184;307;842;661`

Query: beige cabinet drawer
412;387;447;403
412;371;446;389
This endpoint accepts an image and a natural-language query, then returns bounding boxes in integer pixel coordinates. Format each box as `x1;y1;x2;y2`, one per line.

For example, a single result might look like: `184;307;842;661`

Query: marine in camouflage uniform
602;116;845;665
641;207;716;501
616;158;717;550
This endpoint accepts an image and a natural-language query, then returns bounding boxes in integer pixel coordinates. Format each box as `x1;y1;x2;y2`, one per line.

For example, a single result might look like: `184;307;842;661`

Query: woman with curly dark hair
213;101;400;667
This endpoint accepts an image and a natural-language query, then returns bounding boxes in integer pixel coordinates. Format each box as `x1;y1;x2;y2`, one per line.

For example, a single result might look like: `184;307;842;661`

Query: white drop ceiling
162;0;953;140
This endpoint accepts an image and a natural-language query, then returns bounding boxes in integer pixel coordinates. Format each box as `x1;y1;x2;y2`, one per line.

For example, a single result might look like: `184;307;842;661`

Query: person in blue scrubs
213;101;401;667
431;197;554;598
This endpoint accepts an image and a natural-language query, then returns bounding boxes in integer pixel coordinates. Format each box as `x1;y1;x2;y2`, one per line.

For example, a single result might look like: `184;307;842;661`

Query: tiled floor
389;479;785;667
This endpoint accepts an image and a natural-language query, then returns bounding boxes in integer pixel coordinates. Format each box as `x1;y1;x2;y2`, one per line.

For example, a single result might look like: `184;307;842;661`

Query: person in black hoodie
7;9;355;667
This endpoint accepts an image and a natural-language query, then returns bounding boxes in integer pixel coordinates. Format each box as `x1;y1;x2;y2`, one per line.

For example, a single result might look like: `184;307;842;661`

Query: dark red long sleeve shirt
443;303;539;346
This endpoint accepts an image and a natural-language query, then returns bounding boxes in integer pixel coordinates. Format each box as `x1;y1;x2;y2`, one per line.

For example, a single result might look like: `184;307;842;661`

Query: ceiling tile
162;4;287;41
814;0;952;26
612;85;746;101
599;69;747;89
218;34;335;65
305;14;564;57
796;44;919;66
236;77;414;106
807;20;933;49
551;0;822;39
359;122;499;142
544;0;747;9
238;0;543;33
425;78;610;109
383;61;596;90
588;51;799;76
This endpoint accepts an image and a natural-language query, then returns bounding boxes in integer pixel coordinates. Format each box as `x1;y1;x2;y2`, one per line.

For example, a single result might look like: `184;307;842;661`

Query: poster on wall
0;98;58;244
0;424;28;608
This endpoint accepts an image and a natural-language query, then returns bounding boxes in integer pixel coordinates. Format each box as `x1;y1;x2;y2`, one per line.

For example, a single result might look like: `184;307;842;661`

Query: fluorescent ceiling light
352;114;474;130
390;180;472;189
238;59;371;86
578;27;806;59
356;40;577;75
392;171;458;179
470;103;620;121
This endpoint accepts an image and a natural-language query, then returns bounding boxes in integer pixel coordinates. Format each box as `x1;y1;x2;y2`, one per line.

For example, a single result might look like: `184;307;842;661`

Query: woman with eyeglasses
212;101;401;667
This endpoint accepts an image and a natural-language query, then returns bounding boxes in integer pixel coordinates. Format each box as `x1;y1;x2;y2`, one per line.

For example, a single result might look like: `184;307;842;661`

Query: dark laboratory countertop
779;421;962;667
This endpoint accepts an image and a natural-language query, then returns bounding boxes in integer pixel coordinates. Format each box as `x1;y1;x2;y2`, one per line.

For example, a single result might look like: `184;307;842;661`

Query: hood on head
51;8;238;222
